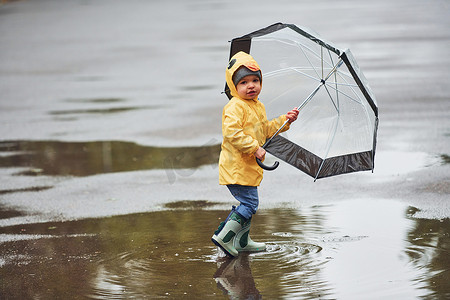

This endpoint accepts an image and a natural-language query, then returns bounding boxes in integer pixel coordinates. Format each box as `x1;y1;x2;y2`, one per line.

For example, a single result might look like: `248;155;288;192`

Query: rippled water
0;200;448;299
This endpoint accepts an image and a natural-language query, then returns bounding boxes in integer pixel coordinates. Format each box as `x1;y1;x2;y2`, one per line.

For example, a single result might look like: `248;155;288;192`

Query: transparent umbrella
225;23;379;180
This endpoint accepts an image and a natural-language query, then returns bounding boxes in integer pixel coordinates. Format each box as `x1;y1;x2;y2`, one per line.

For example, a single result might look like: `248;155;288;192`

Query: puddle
0;206;24;220
164;200;222;210
0;201;448;299
0;140;220;177
0;186;53;195
441;154;450;164
49;98;150;118
64;98;126;104
179;85;216;91
49;106;153;116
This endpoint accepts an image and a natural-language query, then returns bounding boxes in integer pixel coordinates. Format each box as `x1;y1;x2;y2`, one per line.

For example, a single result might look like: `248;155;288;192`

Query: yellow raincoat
219;51;290;186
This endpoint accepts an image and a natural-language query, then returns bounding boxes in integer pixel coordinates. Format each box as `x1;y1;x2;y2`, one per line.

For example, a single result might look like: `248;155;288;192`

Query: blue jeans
227;185;259;220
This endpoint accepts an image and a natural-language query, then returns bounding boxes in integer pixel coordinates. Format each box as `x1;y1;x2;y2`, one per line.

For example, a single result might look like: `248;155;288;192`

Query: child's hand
254;147;266;160
286;107;299;123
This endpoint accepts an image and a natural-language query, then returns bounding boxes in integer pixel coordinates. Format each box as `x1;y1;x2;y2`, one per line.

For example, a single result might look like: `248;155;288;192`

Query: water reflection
0;140;220;177
214;255;262;299
405;215;450;298
0;202;448;299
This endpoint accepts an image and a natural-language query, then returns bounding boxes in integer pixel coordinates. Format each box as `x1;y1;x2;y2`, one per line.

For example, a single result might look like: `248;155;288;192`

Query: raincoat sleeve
222;104;260;155
265;115;291;138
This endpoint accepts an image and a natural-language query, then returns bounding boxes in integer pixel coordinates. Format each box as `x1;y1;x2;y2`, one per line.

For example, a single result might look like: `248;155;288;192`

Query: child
212;51;299;257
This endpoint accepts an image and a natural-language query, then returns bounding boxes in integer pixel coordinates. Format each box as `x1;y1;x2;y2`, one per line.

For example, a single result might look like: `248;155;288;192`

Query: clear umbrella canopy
226;23;378;180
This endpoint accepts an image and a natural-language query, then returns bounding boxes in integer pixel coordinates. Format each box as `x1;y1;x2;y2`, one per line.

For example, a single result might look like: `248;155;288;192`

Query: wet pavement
1;0;450;299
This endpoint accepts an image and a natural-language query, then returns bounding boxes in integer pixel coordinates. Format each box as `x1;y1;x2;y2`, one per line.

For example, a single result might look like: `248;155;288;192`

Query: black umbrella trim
265;135;373;179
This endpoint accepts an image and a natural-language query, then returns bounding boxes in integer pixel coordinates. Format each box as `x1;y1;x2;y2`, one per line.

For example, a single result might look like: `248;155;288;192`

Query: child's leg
227;184;266;252
211;185;262;257
226;184;258;220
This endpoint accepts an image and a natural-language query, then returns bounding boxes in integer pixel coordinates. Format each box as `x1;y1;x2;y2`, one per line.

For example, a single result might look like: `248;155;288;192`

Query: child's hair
232;66;262;86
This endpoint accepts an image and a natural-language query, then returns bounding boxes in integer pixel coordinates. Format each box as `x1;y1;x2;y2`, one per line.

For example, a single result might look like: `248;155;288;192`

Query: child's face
235;75;261;100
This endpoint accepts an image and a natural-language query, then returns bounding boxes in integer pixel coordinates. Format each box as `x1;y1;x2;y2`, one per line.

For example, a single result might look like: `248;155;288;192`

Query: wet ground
0;201;448;299
1;0;450;299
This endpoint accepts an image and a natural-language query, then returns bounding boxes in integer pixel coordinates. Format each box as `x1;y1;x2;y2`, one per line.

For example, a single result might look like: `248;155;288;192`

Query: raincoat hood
226;51;262;100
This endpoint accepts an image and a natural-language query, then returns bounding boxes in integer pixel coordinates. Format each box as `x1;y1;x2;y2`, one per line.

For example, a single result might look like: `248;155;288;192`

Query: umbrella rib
288;58;343;117
327;48;335;68
321;46;324;79
265;67;322;82
325;81;374;139
268;67;339;83
258;37;335;68
295;58;343;109
315;111;340;181
315;57;344;180
295;41;336;70
325;80;374;138
267;66;319;72
324;83;362;105
334;68;364;100
298;44;321;80
323;84;339;113
291;69;322;82
324;81;358;88
334;61;340;118
324;66;364;105
333;68;375;132
255;36;340;80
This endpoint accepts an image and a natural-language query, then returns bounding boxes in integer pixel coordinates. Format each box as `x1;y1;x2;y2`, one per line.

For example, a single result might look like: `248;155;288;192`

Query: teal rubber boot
234;218;266;252
212;209;246;258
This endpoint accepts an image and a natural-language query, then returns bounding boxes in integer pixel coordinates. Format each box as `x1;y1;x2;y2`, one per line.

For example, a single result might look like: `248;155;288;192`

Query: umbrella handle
255;157;279;171
255;131;285;171
254;119;291;171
